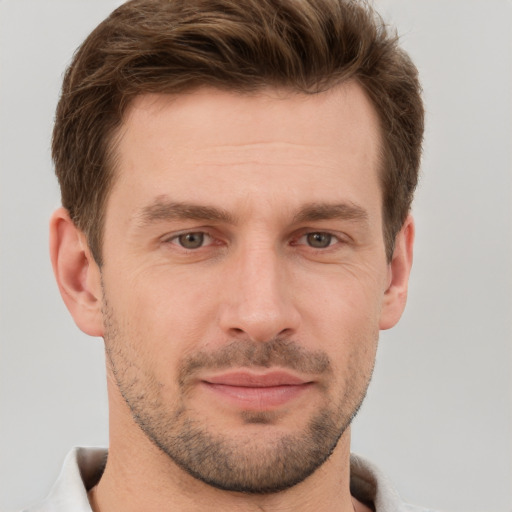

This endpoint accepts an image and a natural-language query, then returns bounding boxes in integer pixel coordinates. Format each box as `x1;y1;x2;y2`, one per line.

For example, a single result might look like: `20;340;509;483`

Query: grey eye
177;232;205;249
306;232;333;248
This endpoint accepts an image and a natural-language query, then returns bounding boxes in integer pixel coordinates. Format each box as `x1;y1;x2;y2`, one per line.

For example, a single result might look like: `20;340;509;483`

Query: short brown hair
53;0;423;265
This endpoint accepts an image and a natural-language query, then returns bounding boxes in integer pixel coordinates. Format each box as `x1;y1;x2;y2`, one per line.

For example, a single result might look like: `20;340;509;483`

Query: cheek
299;261;386;327
297;266;382;369
104;266;222;365
108;261;214;319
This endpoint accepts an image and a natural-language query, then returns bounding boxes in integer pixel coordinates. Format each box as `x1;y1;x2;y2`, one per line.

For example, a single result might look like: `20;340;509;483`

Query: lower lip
201;382;313;410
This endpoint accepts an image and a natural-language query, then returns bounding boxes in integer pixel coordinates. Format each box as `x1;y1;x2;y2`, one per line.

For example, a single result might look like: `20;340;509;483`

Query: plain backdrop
0;1;511;511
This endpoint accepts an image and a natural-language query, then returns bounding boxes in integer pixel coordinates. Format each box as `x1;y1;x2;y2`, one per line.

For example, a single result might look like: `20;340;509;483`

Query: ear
379;215;414;330
49;207;104;337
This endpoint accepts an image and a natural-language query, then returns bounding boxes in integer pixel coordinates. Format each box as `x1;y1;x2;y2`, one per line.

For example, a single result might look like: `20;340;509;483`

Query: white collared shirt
20;447;437;512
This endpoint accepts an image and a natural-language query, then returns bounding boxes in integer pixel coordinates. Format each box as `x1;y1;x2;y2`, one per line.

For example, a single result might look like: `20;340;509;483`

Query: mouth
201;370;314;410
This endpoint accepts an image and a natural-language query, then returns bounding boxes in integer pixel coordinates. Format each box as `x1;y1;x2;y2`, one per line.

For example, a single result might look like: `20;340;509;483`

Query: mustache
178;337;332;387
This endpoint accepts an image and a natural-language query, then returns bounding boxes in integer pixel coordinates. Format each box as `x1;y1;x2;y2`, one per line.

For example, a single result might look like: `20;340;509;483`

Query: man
28;0;426;510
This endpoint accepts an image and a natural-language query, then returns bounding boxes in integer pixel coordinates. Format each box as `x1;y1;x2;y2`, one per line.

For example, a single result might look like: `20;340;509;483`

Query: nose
218;244;301;343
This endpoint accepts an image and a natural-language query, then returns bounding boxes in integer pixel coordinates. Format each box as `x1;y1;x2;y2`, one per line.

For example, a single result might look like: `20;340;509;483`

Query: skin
50;82;414;512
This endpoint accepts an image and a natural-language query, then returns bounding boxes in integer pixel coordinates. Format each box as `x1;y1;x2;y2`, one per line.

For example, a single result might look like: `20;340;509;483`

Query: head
52;0;423;266
50;0;422;498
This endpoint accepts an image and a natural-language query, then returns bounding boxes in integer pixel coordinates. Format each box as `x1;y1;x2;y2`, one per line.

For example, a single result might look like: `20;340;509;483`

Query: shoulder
19;447;107;512
402;506;441;512
350;453;443;512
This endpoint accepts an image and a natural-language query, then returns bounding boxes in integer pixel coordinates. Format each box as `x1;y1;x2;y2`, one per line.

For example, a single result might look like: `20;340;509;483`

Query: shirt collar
33;447;418;512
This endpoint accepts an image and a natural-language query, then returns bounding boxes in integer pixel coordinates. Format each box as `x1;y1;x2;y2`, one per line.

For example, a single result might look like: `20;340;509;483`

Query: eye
172;232;211;249
299;232;337;249
306;232;334;248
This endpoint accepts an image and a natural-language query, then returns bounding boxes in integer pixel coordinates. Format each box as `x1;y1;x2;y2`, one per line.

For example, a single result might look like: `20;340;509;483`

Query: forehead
120;83;381;154
109;83;382;220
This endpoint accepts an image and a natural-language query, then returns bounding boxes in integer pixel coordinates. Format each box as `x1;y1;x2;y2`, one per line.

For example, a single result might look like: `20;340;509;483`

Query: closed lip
200;370;314;410
202;370;312;387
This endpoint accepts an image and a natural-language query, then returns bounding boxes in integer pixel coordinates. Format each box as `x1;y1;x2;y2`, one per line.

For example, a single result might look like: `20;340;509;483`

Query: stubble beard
102;298;375;495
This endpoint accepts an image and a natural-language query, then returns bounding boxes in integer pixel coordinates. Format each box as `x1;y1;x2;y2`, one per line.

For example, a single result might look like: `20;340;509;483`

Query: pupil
180;232;204;249
307;232;331;248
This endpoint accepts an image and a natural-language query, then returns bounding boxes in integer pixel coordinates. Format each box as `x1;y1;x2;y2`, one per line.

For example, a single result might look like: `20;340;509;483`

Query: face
98;83;397;493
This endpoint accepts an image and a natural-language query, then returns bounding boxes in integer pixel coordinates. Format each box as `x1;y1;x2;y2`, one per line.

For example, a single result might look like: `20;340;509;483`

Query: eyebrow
135;198;237;227
292;202;369;224
134;197;368;228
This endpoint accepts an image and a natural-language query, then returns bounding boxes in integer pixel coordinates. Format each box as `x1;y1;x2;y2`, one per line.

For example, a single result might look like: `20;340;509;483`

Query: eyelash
166;231;216;250
294;232;340;249
164;230;345;251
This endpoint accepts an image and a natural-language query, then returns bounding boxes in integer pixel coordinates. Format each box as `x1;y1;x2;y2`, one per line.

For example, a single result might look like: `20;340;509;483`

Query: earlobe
49;208;104;337
379;215;415;331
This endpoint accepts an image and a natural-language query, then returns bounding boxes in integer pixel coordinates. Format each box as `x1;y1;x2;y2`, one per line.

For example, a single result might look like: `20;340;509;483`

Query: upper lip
202;371;311;387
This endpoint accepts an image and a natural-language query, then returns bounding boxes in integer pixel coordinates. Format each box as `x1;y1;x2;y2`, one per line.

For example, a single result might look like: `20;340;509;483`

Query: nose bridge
219;238;299;342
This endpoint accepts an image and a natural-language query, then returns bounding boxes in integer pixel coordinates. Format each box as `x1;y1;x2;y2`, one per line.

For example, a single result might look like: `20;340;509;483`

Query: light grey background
1;1;510;511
